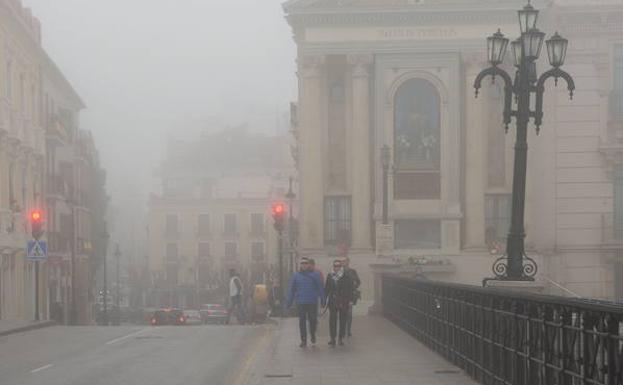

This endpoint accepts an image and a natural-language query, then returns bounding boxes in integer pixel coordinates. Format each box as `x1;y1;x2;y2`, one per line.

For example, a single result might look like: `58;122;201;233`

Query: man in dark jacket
286;257;325;347
325;259;354;347
342;257;360;337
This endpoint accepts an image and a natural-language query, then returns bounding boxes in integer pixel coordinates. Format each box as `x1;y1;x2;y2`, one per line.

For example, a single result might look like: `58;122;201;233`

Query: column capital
297;55;326;79
348;54;373;78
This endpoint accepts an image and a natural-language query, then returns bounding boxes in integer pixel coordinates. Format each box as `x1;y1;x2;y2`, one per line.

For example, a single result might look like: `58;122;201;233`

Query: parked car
150;308;185;326
183;310;203;325
199;304;228;324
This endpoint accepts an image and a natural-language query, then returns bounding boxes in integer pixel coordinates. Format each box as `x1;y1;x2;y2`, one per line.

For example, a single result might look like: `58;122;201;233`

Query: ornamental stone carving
297;55;326;78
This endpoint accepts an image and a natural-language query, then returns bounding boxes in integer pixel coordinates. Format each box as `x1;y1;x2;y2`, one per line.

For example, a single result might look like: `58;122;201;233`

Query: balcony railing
383;275;623;385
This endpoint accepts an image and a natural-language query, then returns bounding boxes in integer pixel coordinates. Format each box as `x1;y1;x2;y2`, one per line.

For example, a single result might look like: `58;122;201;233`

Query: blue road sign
27;240;47;261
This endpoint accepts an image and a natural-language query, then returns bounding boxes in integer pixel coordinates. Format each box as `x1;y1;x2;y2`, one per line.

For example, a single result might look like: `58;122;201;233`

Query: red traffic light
30;210;43;222
272;203;285;216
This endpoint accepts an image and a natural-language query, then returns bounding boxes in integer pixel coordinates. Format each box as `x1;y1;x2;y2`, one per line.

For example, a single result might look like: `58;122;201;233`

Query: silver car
182;310;203;325
199;304;229;324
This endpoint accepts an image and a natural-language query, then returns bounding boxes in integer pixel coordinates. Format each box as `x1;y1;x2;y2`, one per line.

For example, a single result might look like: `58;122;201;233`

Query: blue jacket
286;270;325;307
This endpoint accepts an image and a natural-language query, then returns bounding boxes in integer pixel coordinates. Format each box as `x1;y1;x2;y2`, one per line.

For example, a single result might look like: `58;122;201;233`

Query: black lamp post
380;145;391;225
475;1;575;282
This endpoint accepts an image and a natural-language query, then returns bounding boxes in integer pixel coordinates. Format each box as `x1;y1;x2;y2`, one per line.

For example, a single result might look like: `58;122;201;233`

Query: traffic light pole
278;229;284;318
34;260;39;321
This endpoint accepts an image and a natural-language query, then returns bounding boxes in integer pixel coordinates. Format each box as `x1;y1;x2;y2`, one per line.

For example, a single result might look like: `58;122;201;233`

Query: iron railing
382;275;623;385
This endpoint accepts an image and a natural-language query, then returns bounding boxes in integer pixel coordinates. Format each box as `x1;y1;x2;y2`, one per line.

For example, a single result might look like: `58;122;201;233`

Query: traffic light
271;202;286;232
30;210;44;240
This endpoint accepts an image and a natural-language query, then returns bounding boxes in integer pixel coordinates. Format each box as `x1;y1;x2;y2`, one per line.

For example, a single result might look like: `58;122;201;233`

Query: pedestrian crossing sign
27;240;47;261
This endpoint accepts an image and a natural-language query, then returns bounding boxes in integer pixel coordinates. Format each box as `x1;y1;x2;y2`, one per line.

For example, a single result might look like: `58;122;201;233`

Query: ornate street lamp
380;145;391;225
475;2;575;283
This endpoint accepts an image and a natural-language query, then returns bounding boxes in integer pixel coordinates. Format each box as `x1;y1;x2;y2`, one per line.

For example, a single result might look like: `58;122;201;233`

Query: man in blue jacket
287;257;325;347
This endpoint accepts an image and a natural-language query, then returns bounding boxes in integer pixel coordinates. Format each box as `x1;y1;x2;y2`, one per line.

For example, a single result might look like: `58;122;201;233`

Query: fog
22;0;296;242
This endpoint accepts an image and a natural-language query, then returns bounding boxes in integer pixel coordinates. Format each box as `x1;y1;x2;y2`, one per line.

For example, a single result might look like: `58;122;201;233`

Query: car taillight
151;318;156;325
179;317;185;323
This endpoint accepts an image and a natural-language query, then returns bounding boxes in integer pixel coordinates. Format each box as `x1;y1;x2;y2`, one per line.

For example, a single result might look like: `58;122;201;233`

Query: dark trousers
346;303;353;335
329;305;348;341
228;295;246;324
297;304;317;342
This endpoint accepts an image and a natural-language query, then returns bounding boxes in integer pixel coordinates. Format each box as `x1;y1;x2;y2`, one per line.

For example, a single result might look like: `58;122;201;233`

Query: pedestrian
325;259;354;347
286;257;325;347
227;269;246;324
341;257;360;337
309;258;324;283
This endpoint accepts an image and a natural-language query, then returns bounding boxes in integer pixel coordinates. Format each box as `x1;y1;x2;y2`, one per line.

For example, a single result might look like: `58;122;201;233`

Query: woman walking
324;259;354;347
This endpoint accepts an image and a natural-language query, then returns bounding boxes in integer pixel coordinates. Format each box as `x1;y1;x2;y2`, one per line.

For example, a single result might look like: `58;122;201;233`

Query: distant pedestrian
341;257;360;337
286;257;325;347
325;259;354;347
227;269;246;324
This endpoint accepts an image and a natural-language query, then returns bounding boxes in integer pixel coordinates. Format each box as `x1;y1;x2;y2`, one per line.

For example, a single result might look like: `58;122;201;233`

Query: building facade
0;0;108;323
0;0;46;321
147;129;295;308
284;0;623;300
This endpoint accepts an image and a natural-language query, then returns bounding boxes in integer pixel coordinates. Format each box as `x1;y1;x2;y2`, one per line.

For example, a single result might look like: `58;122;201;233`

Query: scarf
331;267;344;284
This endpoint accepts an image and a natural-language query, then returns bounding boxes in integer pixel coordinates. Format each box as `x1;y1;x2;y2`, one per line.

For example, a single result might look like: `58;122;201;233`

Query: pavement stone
250;315;479;385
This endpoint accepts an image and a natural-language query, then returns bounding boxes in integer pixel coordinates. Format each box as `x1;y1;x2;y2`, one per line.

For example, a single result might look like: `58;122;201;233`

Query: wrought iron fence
382;275;623;385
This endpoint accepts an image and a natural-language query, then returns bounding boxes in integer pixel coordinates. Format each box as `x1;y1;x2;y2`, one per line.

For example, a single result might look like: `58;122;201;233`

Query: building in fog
147;128;294;308
0;0;45;321
0;0;108;324
284;0;623;300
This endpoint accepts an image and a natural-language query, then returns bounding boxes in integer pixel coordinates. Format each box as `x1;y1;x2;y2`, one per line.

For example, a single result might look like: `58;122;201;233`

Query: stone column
297;55;326;252
463;54;487;249
348;54;373;251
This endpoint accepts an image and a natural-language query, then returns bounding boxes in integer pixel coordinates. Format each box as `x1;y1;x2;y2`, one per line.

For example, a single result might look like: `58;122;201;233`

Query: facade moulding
287;12;517;28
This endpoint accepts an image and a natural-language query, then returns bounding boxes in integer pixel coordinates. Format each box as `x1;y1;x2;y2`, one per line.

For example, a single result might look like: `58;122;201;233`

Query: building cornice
284;0;552;28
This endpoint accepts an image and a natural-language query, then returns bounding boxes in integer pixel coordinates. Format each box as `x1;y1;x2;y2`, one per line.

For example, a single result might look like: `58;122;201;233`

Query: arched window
393;78;441;199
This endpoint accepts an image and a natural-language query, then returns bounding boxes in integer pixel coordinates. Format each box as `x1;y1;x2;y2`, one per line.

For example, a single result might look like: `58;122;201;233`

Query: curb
0;320;56;337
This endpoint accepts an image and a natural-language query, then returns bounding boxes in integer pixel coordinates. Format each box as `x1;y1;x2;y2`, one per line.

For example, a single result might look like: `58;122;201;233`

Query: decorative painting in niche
393;78;441;199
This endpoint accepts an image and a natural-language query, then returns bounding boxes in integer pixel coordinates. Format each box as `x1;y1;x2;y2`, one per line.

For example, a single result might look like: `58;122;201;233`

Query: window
394;220;441;249
224;213;237;235
166;243;178;262
487;83;506;188
251;242;264;261
198;214;210;236
165;214;178;236
225;242;237;259
324;196;351;245
198;242;210;258
485;194;512;244
250;213;264;235
394;78;441;199
615;165;623;239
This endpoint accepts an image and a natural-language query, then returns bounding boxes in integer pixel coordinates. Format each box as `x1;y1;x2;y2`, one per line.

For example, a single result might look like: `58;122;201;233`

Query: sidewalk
249;315;478;385
0;319;55;337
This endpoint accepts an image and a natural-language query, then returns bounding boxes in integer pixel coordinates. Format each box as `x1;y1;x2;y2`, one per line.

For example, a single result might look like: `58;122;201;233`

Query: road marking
30;364;53;373
105;328;149;345
232;326;271;385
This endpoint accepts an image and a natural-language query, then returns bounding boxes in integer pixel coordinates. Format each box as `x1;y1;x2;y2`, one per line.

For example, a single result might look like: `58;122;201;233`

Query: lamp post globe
546;32;569;68
517;1;539;34
487;29;509;66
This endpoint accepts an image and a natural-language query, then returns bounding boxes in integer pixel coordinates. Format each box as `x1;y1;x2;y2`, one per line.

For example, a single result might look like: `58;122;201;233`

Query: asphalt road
0;324;270;385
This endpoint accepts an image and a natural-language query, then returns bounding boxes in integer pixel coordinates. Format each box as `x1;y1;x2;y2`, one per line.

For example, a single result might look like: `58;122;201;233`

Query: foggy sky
21;0;296;234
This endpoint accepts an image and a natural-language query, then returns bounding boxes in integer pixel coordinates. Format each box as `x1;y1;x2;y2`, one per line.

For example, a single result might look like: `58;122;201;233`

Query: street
0;324;269;385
